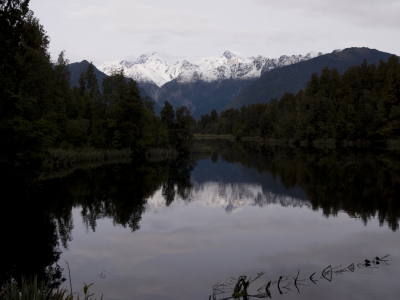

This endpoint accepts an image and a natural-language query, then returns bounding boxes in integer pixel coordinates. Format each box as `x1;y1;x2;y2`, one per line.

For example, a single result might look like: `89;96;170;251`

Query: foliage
0;3;56;174
0;276;72;300
0;1;194;177
0;276;103;300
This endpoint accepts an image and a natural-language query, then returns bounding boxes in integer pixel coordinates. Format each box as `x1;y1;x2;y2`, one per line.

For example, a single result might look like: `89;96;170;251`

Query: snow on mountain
98;50;328;88
98;52;182;87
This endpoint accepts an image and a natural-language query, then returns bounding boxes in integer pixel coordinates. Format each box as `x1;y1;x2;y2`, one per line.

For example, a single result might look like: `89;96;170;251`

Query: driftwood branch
210;255;390;299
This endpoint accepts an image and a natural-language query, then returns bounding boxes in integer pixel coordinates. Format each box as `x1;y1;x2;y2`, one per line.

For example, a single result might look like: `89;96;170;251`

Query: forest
0;0;194;176
2;0;400;179
194;56;400;144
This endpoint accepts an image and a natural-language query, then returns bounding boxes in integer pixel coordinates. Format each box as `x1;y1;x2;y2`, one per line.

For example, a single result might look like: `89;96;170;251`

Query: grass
39;157;132;180
0;276;71;300
0;276;102;300
240;136;264;142
190;142;214;153
145;147;178;162
40;147;132;179
48;148;131;166
266;139;298;147
313;138;337;149
193;134;234;140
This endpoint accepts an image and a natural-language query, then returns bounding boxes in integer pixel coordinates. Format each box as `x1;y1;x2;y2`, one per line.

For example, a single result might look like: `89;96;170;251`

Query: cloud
144;34;170;45
30;0;400;64
64;0;335;56
252;0;400;29
67;1;213;37
153;51;187;63
124;54;137;61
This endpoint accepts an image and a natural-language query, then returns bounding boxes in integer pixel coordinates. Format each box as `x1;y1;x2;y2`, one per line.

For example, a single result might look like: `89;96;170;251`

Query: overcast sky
30;0;400;66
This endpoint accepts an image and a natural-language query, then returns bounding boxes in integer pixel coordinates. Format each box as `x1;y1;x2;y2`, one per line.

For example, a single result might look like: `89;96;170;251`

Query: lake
3;141;400;300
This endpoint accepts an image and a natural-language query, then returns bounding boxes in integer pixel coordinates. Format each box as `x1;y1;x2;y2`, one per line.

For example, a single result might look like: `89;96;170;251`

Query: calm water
3;142;400;300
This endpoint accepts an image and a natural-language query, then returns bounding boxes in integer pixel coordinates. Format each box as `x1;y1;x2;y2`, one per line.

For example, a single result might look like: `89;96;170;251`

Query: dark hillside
68;60;106;89
192;79;255;118
156;78;255;119
224;48;395;110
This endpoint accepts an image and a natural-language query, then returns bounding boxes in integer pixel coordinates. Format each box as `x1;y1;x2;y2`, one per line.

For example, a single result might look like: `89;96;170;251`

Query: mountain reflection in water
146;181;310;215
1;141;400;300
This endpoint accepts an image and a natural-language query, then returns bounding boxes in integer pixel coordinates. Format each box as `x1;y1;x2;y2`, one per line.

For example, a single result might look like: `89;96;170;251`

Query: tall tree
78;67;86;96
161;100;176;144
0;3;56;174
175;106;194;140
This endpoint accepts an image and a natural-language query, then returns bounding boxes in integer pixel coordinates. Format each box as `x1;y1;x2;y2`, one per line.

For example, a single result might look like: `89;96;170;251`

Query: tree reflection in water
193;140;400;231
0;153;196;290
0;174;65;290
1;142;400;292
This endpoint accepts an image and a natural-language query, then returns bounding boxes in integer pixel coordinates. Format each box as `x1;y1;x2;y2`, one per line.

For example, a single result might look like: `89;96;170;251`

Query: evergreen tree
86;62;100;98
53;51;71;96
175;106;194;140
53;51;71;144
0;4;56;173
161;100;176;144
78;67;86;96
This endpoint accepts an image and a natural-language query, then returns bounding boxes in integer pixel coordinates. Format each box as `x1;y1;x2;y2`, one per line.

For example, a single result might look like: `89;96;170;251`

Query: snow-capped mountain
98;50;326;88
98;52;182;87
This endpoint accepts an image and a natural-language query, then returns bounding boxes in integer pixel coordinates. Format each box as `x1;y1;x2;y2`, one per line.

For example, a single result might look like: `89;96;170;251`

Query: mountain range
68;47;395;119
97;50;325;117
98;50;324;88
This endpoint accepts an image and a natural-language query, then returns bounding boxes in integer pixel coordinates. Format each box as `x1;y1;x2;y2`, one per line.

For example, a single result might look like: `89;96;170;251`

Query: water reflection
152;181;310;214
41;156;196;236
2;142;400;299
0;175;65;289
193;140;400;230
44;141;400;234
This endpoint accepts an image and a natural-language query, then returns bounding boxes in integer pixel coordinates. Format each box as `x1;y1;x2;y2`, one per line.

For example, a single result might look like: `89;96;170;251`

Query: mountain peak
223;50;242;60
119;60;135;68
135;52;163;64
136;54;150;64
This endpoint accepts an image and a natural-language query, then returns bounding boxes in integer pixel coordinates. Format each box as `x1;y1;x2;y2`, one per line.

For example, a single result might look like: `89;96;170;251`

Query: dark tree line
0;1;192;175
194;56;400;143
